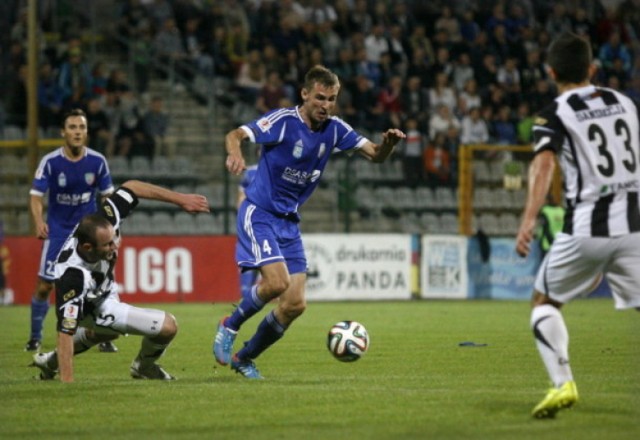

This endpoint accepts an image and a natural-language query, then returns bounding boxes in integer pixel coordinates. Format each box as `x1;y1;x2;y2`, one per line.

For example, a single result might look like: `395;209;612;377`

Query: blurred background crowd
1;0;639;189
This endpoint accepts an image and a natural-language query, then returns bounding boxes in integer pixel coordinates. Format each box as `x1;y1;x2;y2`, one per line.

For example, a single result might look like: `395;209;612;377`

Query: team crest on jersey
293;140;304;158
103;205;114;219
63;289;76;301
58;172;67;187
85;172;96;185
257;117;272;132
62;318;77;329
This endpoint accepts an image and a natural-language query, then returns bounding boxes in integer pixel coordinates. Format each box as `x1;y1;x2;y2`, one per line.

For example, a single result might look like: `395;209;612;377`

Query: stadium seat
149;211;174;234
172;156;194;179
196;212;224;234
151;156;172;178
109;156;129;180
498;213;520;236
435;187;457;210
173;212;198;235
439;213;459;234
130;156;152;179
373;186;395;209
394;186;415;210
123;211;152;235
420;212;440;233
415;187;436;210
477;213;500;235
399;212;421;233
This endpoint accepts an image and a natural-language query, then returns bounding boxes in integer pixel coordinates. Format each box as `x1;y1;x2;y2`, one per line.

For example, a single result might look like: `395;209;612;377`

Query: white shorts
80;295;166;337
535;232;640;309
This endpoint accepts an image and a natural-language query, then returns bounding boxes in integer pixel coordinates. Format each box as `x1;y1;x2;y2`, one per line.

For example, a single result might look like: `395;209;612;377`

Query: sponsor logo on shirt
55;192;92;206
63;289;76;301
63;304;79;319
282;167;322;185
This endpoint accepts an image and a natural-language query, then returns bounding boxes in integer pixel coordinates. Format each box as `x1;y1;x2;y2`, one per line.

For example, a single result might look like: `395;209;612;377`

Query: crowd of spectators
1;2;173;160
2;0;640;183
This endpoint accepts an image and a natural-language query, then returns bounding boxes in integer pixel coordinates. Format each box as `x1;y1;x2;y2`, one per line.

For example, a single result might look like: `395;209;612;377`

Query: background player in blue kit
213;65;405;379
25;109;115;352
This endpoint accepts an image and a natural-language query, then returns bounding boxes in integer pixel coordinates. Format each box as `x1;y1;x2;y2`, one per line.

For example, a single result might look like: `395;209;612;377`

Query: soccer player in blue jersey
213;65;406;379
25;109;115;352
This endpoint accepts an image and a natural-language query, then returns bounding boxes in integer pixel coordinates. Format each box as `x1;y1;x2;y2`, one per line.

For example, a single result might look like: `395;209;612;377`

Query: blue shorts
38;235;68;281
236;201;307;274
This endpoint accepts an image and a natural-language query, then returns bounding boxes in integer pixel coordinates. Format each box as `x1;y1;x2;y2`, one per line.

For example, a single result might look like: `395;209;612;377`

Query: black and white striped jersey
532;85;640;237
54;186;138;334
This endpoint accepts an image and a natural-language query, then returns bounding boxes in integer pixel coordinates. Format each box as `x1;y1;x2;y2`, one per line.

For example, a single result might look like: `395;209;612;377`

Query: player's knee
281;299;306;321
531;290;562;309
160;312;178;340
261;277;290;300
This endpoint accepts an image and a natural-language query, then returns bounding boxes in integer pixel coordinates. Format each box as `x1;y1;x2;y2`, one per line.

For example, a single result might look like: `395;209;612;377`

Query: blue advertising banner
467;236;541;300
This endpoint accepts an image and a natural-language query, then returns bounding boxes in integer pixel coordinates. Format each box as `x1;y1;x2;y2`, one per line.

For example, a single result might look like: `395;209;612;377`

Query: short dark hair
303;65;339;90
546;32;592;84
61;108;87;128
74;214;111;246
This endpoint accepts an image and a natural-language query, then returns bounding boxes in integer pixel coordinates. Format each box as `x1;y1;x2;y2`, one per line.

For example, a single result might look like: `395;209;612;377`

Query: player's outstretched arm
358;128;406;163
516;150;555;258
121;180;210;213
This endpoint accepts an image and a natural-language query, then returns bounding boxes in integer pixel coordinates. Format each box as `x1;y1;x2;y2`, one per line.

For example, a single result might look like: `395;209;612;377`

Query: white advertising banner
303;234;413;301
421;235;468;299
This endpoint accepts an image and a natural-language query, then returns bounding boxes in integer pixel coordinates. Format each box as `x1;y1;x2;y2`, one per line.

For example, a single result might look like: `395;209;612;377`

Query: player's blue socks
237;310;286;360
226;285;265;331
30;297;50;340
240;269;259;299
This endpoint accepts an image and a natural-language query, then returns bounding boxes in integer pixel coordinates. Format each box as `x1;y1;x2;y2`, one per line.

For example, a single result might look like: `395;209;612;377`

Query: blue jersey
30;147;114;238
240;164;258;192
242;107;367;217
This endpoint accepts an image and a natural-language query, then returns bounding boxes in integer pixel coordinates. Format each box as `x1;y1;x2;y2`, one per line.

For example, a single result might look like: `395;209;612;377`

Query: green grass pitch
1;299;638;439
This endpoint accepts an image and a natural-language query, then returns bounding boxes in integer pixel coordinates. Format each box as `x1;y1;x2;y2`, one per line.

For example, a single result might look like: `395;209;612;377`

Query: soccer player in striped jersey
516;32;640;419
30;180;210;382
25;109;115;353
213;65;405;379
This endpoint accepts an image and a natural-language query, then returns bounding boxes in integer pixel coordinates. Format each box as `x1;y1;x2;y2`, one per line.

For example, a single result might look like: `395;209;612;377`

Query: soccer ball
327;320;370;362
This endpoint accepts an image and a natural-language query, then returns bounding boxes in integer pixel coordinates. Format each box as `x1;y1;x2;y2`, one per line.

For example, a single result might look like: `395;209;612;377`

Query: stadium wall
3;234;610;304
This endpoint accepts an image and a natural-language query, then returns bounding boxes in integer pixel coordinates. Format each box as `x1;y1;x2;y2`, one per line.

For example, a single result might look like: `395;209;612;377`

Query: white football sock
530;304;573;388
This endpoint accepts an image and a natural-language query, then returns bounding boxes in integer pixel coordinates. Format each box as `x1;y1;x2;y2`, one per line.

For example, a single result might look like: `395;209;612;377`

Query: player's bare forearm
57;332;74;383
225;128;247;175
516;151;556;257
29;195;48;239
121;180;209;213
